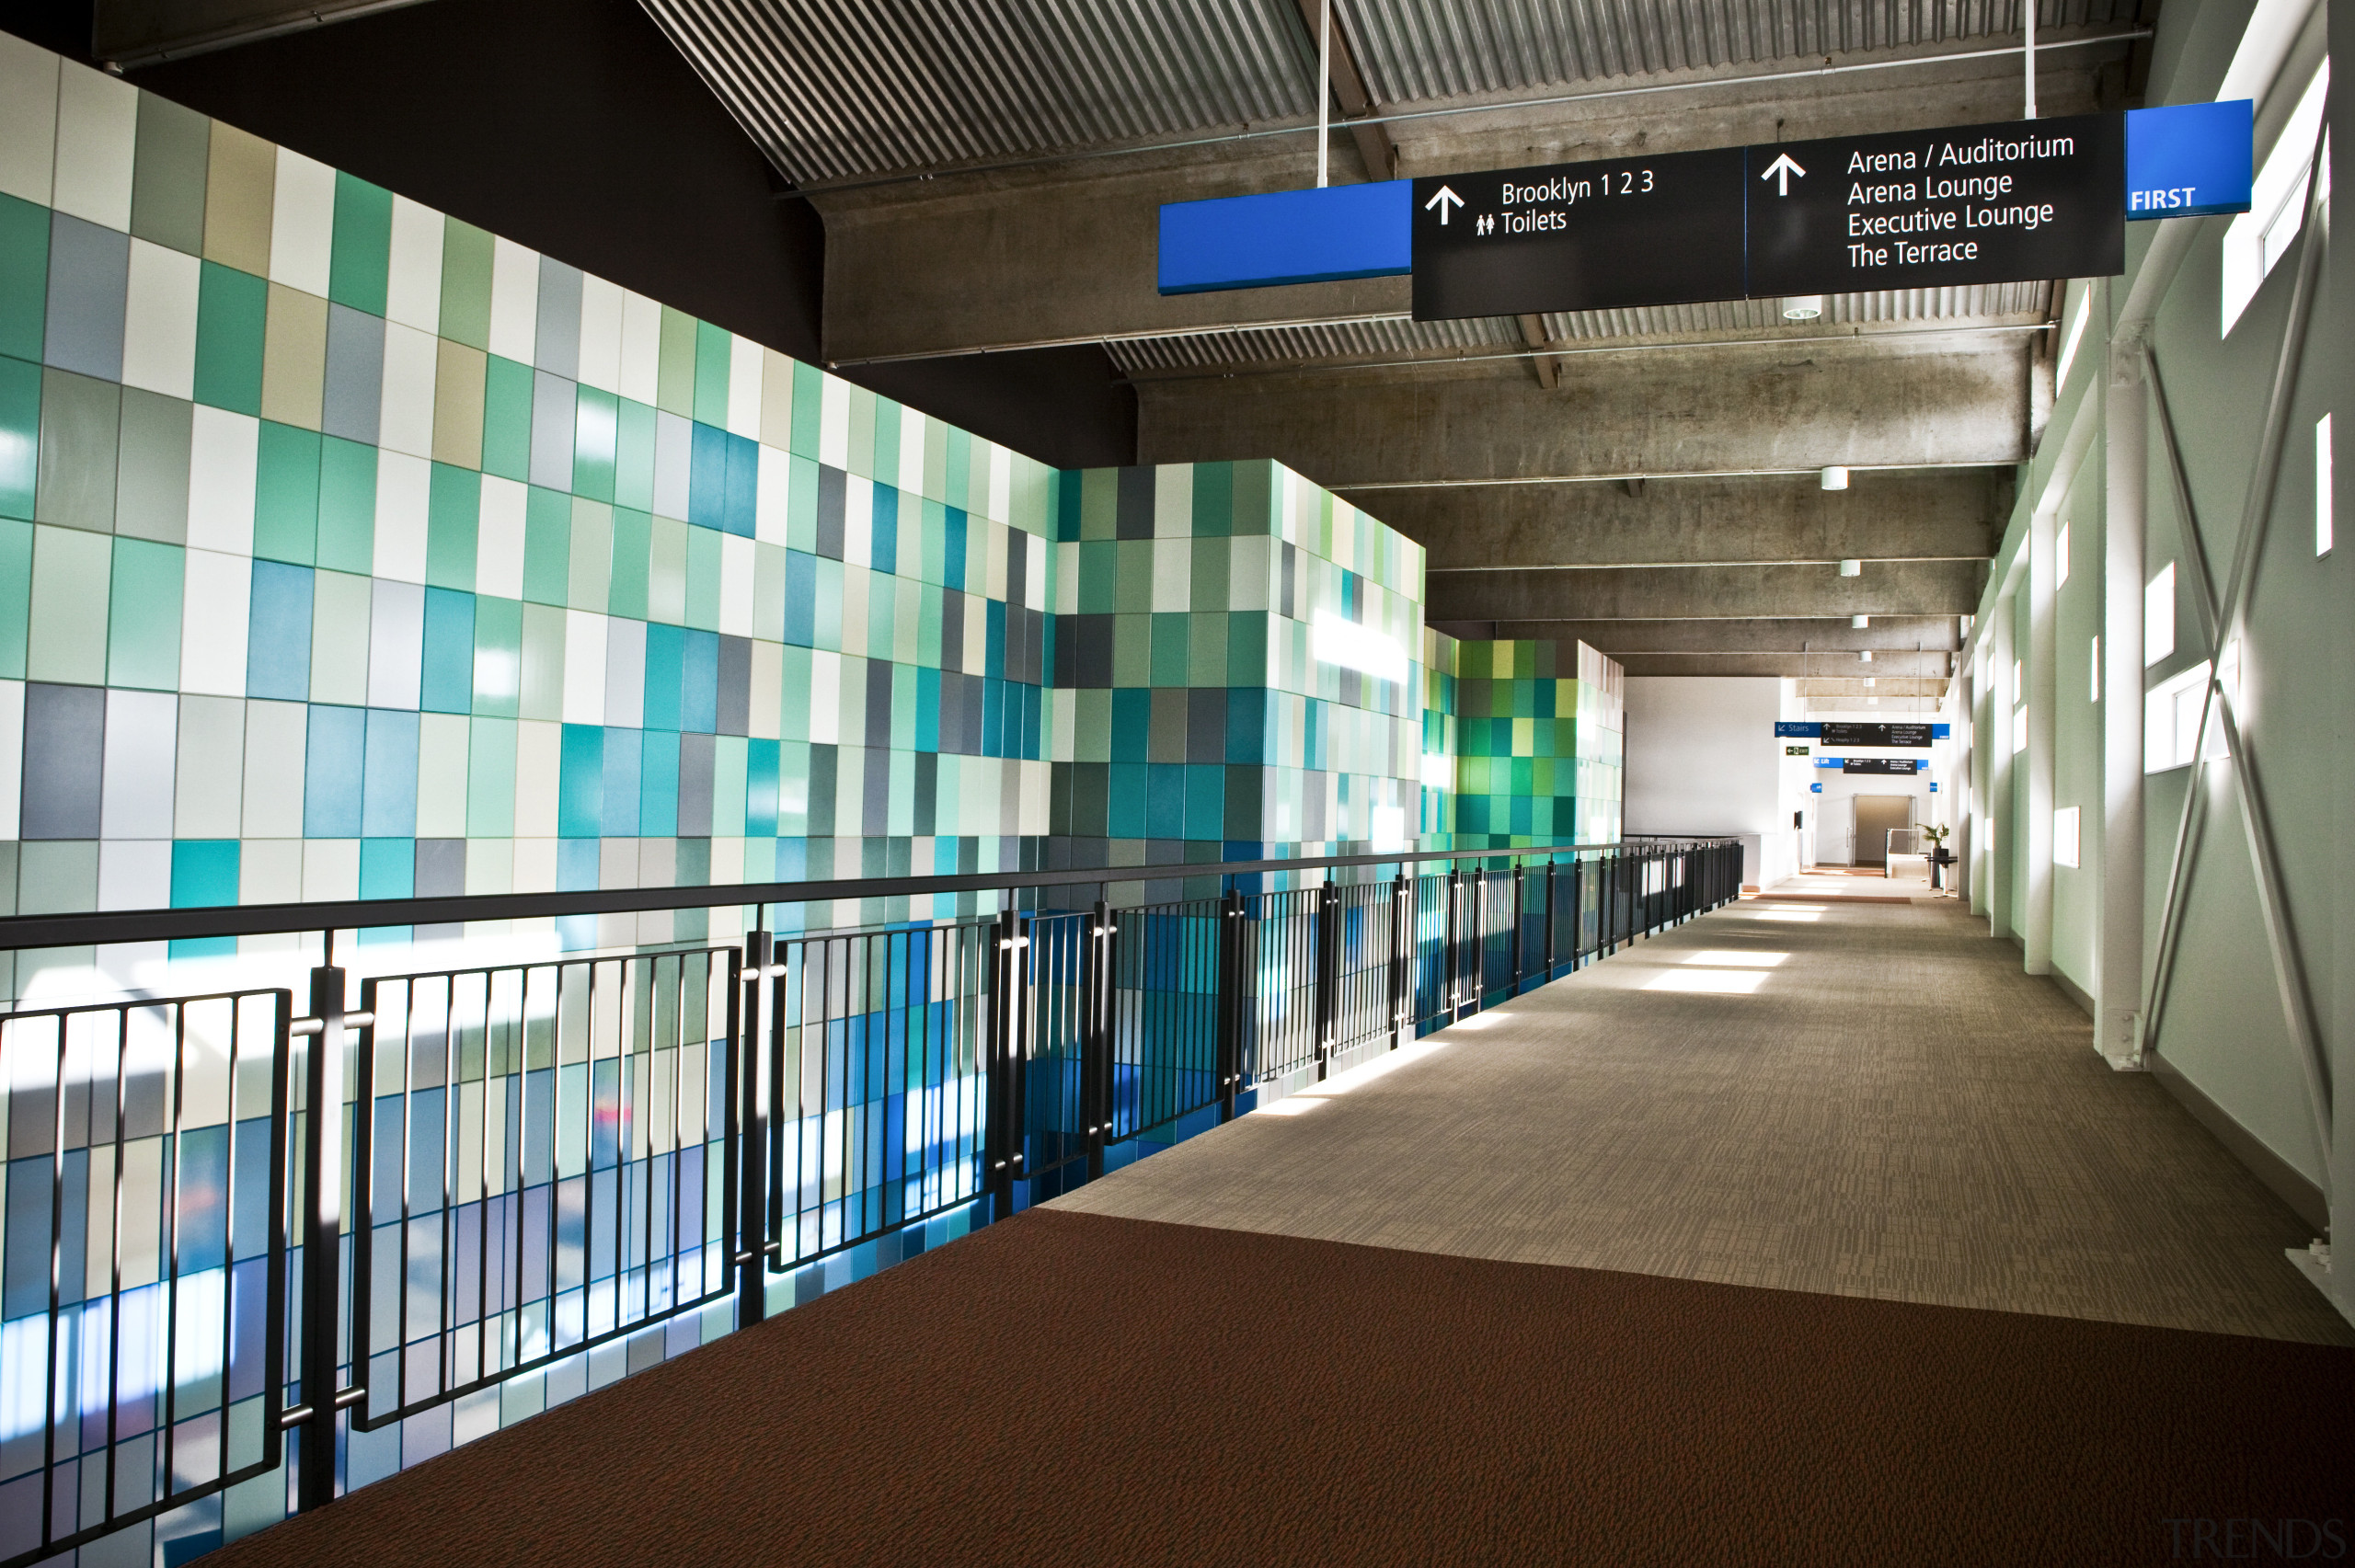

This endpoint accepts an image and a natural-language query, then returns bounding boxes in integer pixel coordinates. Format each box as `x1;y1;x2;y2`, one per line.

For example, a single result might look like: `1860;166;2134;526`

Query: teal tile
192;260;266;416
0;354;37;521
691;319;730;426
426;462;479;589
0;517;29;678
0;194;49;365
574;386;616;502
607;508;650;621
471;595;521;716
106;536;182;688
522;486;569;605
328;172;393;316
685;526;721;631
316;435;376;575
481;354;533;481
253;420;320;564
614;396;656;512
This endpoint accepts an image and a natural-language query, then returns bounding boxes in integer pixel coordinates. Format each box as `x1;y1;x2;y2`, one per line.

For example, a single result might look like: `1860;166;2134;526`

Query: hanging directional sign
1746;112;2126;297
1818;722;1935;748
1410;148;1748;321
1815;757;1925;774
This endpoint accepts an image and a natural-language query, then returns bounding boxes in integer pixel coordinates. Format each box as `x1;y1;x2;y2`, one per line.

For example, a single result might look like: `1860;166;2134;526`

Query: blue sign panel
1811;782;1824;794
1775;722;1821;738
2126;99;2254;219
1932;723;1951;738
1157;181;1412;295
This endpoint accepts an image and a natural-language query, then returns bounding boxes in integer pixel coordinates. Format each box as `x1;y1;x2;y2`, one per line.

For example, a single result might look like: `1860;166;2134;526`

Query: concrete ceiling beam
1442;616;1965;654
1426;557;1987;623
1614;653;1955;679
1384;469;2004;569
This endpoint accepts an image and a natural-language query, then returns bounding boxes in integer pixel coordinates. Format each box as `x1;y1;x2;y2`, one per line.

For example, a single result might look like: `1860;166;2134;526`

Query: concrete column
2025;507;2057;974
2099;333;2147;1065
1987;585;2017;942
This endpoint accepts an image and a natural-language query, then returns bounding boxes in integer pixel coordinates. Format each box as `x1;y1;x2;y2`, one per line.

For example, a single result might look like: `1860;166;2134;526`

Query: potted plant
1920;823;1953;889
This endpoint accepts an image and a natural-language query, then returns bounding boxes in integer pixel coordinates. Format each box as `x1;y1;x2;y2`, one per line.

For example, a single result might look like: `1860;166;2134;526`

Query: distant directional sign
1746;112;2125;296
1410;148;1747;321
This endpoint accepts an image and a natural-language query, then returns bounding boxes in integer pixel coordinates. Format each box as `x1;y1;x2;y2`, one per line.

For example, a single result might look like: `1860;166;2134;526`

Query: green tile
573;386;616;502
130;94;209;257
438;219;493;350
28;524;110;683
566;498;611;612
1226;612;1267;687
253;420;320;565
788;361;821;460
471;596;521;717
0;194;49;365
0;517;29;678
316;436;376;575
684;526;721;630
35;369;119;533
465;715;516;833
1111;612;1150;688
656;305;695;417
106;536;182;689
328;172;393;315
607;508;650;621
614;396;655;511
1189;461;1234;538
1113;540;1153;613
1187;612;1228;686
521;486;569;605
426;462;479;589
871;399;900;485
480;354;534;481
192;260;267;417
0;354;38;521
787;455;818;552
692;319;730;427
1148;612;1189;686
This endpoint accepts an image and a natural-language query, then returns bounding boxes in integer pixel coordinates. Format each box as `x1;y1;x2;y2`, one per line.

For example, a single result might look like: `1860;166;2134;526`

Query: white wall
1625;677;1790;885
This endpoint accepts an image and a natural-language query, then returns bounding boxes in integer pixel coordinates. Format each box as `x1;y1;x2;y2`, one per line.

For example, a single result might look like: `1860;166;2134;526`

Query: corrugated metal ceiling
640;0;2152;186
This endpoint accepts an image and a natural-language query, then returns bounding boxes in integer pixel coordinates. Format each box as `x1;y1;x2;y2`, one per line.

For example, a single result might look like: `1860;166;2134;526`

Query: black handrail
0;840;1726;951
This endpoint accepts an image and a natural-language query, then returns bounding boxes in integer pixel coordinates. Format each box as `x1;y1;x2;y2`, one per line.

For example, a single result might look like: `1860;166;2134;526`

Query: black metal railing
0;837;1739;1566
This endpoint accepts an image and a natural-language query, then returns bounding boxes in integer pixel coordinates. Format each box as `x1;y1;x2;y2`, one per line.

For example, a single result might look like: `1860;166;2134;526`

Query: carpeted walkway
212;1209;2355;1568
1055;896;2350;1345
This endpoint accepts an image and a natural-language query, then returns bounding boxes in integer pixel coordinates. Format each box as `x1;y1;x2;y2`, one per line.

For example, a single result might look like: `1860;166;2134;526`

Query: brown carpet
216;1209;2355;1568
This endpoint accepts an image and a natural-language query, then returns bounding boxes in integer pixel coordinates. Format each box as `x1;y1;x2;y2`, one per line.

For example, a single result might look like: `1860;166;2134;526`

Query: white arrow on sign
1759;153;1807;196
1424;185;1465;224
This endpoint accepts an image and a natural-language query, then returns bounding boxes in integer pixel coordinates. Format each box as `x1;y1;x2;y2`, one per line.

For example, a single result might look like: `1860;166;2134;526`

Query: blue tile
638;732;678;836
687;421;726;532
781;549;815;647
303;705;365;837
43;214;128;382
558;723;603;838
600;724;640;836
358;836;414;898
681;629;718;734
320;304;385;444
745;738;778;837
246;561;313;701
419;588;475;714
642;623;683;730
723;431;756;537
361;708;419;838
170;839;239;905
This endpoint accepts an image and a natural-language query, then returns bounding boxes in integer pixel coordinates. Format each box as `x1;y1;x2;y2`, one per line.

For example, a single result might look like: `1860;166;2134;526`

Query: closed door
1853;795;1913;866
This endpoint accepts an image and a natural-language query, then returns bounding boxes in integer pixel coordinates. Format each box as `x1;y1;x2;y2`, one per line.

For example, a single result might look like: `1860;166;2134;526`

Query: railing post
1510;864;1525;993
1084;899;1113;1180
736;926;771;1326
296;951;346;1513
1387;872;1408;1050
1313;883;1339;1080
1216;889;1245;1122
986;908;1026;1219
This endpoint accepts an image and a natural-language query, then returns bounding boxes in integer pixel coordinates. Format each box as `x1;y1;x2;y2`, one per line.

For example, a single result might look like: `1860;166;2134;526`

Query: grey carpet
1052;896;2352;1346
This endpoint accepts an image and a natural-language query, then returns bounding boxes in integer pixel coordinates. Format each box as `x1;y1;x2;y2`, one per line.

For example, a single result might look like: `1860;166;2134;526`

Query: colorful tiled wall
1435;636;1625;850
1046;461;1424;890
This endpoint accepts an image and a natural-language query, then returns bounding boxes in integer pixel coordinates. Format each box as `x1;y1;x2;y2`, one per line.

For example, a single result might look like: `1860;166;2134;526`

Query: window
2145;660;2214;772
2011;704;2028;754
2054;284;2092;389
2053;806;2082;869
2055;521;2072;587
2090;635;2101;703
2319;412;2335;556
2013;658;2025;704
2223;60;2331;334
2145;563;2177;665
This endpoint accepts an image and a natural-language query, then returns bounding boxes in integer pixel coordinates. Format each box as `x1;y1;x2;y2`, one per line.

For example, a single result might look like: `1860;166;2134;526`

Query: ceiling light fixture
1782;294;1825;320
1820;465;1850;489
1852;614;1870;628
1839;559;1862;577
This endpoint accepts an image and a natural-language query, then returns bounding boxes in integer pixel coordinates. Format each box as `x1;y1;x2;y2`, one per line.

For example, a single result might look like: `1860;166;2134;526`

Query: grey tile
862;748;890;838
1186;687;1227;764
114;387;190;544
320;303;385;444
673;834;710;887
22;681;105;839
534;258;581;379
414;838;465;898
17;839;98;915
863;659;890;748
1115;465;1155;541
530;371;576;491
676;732;714;838
1149;688;1186;763
913;750;936;836
717;635;750;737
652;412;690;519
937;589;963;674
36;368;121;533
44;214;129;383
804;743;833;837
130;93;209;256
815;464;844;560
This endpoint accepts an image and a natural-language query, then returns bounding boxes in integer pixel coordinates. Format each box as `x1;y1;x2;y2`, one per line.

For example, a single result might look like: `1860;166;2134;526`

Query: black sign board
1819;722;1933;749
1747;112;2124;297
1410;148;1747;321
1842;758;1924;774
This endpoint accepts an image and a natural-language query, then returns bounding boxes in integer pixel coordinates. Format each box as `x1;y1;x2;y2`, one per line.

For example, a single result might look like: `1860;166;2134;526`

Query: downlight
1782;294;1825;320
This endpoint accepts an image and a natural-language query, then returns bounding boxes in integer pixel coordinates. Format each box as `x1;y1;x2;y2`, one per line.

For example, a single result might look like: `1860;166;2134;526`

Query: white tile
754;446;789;544
367;579;424;708
172;695;245;838
267;148;335;295
727;335;762;439
98;839;171;911
561;611;606;725
308;572;371;706
462;836;512;896
240;701;306;837
372;450;430;582
384;196;443;334
748;642;781;740
651;413;689;519
0;33;59;206
377;321;438;459
120;238;201;399
238;838;303;904
897;408;925;498
1026;533;1046;612
0;679;21;839
476;475;527;600
819;372;849;469
577;275;623;394
808;648;840;744
843;478;870;567
185;406;258;555
603;617;645;729
617;290;661;406
101;688;178;838
488;236;539;363
719;534;753;637
50;63;135;230
513;722;560;838
302;839;360;903
510;835;556;895
179;548;251;696
416;712;469;838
